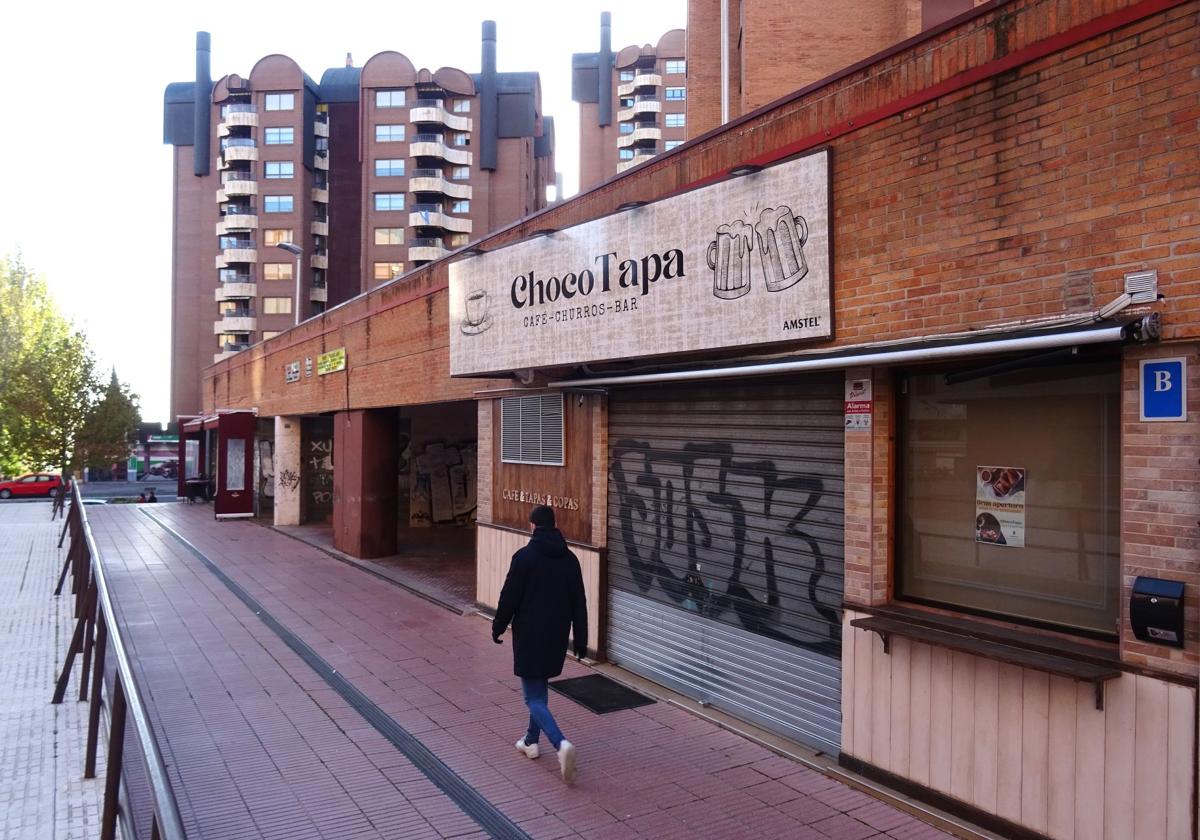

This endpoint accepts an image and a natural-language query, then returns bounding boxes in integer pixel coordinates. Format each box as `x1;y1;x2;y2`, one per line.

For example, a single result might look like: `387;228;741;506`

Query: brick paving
0;502;107;840
88;502;955;840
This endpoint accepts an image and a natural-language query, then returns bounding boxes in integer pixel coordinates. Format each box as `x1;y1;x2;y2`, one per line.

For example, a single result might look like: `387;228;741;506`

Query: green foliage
0;255;133;475
77;370;141;470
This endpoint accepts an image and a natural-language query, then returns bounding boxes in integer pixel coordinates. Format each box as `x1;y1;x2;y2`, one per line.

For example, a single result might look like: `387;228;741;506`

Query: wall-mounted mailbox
1130;577;1185;648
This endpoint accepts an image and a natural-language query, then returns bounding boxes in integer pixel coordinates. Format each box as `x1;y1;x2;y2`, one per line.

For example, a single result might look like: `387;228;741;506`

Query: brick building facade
199;2;1198;837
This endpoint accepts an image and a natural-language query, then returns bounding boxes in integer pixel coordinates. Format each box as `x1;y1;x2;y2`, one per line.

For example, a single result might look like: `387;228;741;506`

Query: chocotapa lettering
511;248;685;309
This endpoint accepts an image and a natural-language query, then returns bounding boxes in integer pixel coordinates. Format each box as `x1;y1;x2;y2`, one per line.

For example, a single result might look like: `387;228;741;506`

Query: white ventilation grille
501;394;564;465
1124;269;1158;304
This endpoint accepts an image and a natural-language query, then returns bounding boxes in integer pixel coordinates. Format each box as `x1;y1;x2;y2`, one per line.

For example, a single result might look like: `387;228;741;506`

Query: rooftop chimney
480;20;498;171
193;31;211;176
598;12;613;126
345;52;353;67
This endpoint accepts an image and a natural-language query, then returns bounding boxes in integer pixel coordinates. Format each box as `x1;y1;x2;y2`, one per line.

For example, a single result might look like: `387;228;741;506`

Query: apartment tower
572;15;686;191
163;25;556;418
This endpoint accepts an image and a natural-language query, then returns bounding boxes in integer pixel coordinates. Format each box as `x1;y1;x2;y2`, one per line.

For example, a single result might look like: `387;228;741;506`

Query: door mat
549;674;656;714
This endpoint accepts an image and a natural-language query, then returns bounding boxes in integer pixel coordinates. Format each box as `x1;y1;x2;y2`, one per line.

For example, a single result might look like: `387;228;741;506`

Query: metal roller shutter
607;378;845;753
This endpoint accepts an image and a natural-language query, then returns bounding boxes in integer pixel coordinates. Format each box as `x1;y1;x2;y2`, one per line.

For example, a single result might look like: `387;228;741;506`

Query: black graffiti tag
611;438;840;657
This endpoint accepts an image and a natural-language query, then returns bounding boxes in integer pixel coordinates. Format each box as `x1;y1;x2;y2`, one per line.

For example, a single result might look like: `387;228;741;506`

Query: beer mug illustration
707;220;754;300
755;206;809;292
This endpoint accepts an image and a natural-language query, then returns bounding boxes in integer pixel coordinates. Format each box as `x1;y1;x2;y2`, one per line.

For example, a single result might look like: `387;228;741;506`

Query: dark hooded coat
492;527;588;679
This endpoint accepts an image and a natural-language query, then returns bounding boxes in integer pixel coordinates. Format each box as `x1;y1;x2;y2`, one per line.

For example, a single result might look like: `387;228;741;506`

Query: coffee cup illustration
707;220;754;300
755;206;809;292
461;289;493;335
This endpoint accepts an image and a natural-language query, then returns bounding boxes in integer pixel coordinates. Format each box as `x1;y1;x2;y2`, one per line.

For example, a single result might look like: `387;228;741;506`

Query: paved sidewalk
0;503;107;840
89;503;955;840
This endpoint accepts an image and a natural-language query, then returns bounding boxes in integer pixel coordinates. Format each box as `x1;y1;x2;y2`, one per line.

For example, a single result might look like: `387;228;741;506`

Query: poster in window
975;466;1025;547
226;439;246;492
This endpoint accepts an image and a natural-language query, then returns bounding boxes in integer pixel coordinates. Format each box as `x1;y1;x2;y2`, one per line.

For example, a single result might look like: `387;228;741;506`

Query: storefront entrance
606;377;845;753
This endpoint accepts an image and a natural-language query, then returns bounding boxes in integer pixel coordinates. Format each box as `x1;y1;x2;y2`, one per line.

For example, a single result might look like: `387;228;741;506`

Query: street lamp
275;242;303;326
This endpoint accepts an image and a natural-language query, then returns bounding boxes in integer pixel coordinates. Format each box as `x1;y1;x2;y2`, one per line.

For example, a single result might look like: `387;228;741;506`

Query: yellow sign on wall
316;347;346;375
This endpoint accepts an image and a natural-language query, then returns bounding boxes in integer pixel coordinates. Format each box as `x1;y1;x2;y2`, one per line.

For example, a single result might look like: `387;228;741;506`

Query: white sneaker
557;739;577;784
515;737;539;759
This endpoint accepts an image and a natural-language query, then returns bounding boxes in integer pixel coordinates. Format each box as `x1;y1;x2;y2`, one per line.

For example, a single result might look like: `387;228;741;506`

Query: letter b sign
1140;358;1187;421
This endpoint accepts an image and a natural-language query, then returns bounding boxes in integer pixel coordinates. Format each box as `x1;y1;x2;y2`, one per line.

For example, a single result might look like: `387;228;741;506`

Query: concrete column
333;409;399;558
273;416;303;527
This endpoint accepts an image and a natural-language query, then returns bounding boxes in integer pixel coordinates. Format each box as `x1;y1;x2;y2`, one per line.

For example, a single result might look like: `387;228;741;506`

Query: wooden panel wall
842;611;1196;840
477;524;601;656
490;394;595;544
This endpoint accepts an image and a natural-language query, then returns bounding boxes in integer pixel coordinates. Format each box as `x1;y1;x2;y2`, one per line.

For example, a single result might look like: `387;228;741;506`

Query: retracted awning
550;321;1133;389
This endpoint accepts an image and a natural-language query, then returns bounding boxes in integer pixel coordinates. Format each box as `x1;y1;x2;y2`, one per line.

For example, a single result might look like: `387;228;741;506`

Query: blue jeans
521;677;564;750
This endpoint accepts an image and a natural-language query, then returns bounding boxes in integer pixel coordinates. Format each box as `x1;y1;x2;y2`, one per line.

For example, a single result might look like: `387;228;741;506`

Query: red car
0;473;66;499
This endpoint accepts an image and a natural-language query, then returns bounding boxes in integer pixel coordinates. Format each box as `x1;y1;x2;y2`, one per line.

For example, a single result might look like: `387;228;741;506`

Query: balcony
617;126;662;148
314;120;329;138
215;240;257;268
409;137;472;166
311;220;328;236
310;253;328;269
216;209;257;235
408;170;472;200
312;187;329;204
217;109;257;136
213;314;257;334
220;170;257;197
409;205;472;234
408;237;450;262
215;282;257;301
220;138;258;166
617;73;662;97
409;102;472;132
617;151;658;173
618;98;662;121
314;154;329;171
310;285;328;303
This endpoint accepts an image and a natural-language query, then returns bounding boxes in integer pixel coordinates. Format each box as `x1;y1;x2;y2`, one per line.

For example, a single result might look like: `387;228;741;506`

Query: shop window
500;394;564;466
897;358;1121;635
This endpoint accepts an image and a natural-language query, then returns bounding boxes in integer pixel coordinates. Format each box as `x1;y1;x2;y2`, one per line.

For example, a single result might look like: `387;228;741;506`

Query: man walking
492;505;588;783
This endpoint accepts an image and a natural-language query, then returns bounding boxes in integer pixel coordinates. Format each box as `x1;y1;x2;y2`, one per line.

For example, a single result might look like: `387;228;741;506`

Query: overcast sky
0;0;686;424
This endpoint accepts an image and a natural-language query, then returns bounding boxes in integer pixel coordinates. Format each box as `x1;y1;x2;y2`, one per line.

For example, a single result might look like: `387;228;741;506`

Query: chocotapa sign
449;149;831;376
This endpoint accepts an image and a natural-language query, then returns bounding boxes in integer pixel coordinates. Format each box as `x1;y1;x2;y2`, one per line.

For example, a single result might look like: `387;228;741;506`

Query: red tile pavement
86;503;956;840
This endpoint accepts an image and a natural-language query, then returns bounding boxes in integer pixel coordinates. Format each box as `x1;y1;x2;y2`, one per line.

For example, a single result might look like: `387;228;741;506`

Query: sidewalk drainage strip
140;510;533;840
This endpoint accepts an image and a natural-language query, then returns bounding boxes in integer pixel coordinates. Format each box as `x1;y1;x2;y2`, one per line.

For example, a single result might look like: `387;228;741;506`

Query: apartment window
501;394;564;466
452;132;470;147
374;262;404;281
620;98;634;108
263;229;293;246
665;60;686;75
375;89;406;108
264;161;294;179
665;87;685;100
264;127;294;145
897;358;1121;635
452;99;470;113
665;113;685;128
374;193;406;211
262;331;281;340
264;195;294;213
375;158;406;177
619;123;634;135
665;140;683;151
450;166;470;181
374;227;404;245
448;233;469;247
375;124;405;143
619;70;635;81
262;263;293;281
262;297;293;315
264;93;295;111
451;200;470;213
619;149;634;160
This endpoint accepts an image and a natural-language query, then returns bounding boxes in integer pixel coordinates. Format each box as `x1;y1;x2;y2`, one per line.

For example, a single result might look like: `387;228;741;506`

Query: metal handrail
412;98;444;108
410;237;445;247
220;138;257;148
52;483;187;840
220;103;254;116
410;202;444;213
221;170;257;182
412;133;444;143
410;167;444;178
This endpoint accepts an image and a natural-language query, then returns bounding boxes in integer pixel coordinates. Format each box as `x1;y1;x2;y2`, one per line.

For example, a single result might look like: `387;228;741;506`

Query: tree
77;370;141;471
0;256;101;475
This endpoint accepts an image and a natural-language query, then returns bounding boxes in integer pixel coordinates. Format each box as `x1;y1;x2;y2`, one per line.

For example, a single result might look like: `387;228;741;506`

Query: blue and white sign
1140;357;1187;422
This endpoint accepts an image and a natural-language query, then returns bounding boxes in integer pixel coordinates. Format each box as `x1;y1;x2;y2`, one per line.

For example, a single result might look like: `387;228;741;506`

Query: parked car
0;473;67;499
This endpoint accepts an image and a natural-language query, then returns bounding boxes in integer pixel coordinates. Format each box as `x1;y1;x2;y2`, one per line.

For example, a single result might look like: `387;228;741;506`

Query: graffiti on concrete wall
405;439;477;526
278;469;300;492
610;437;842;656
304;432;334;518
